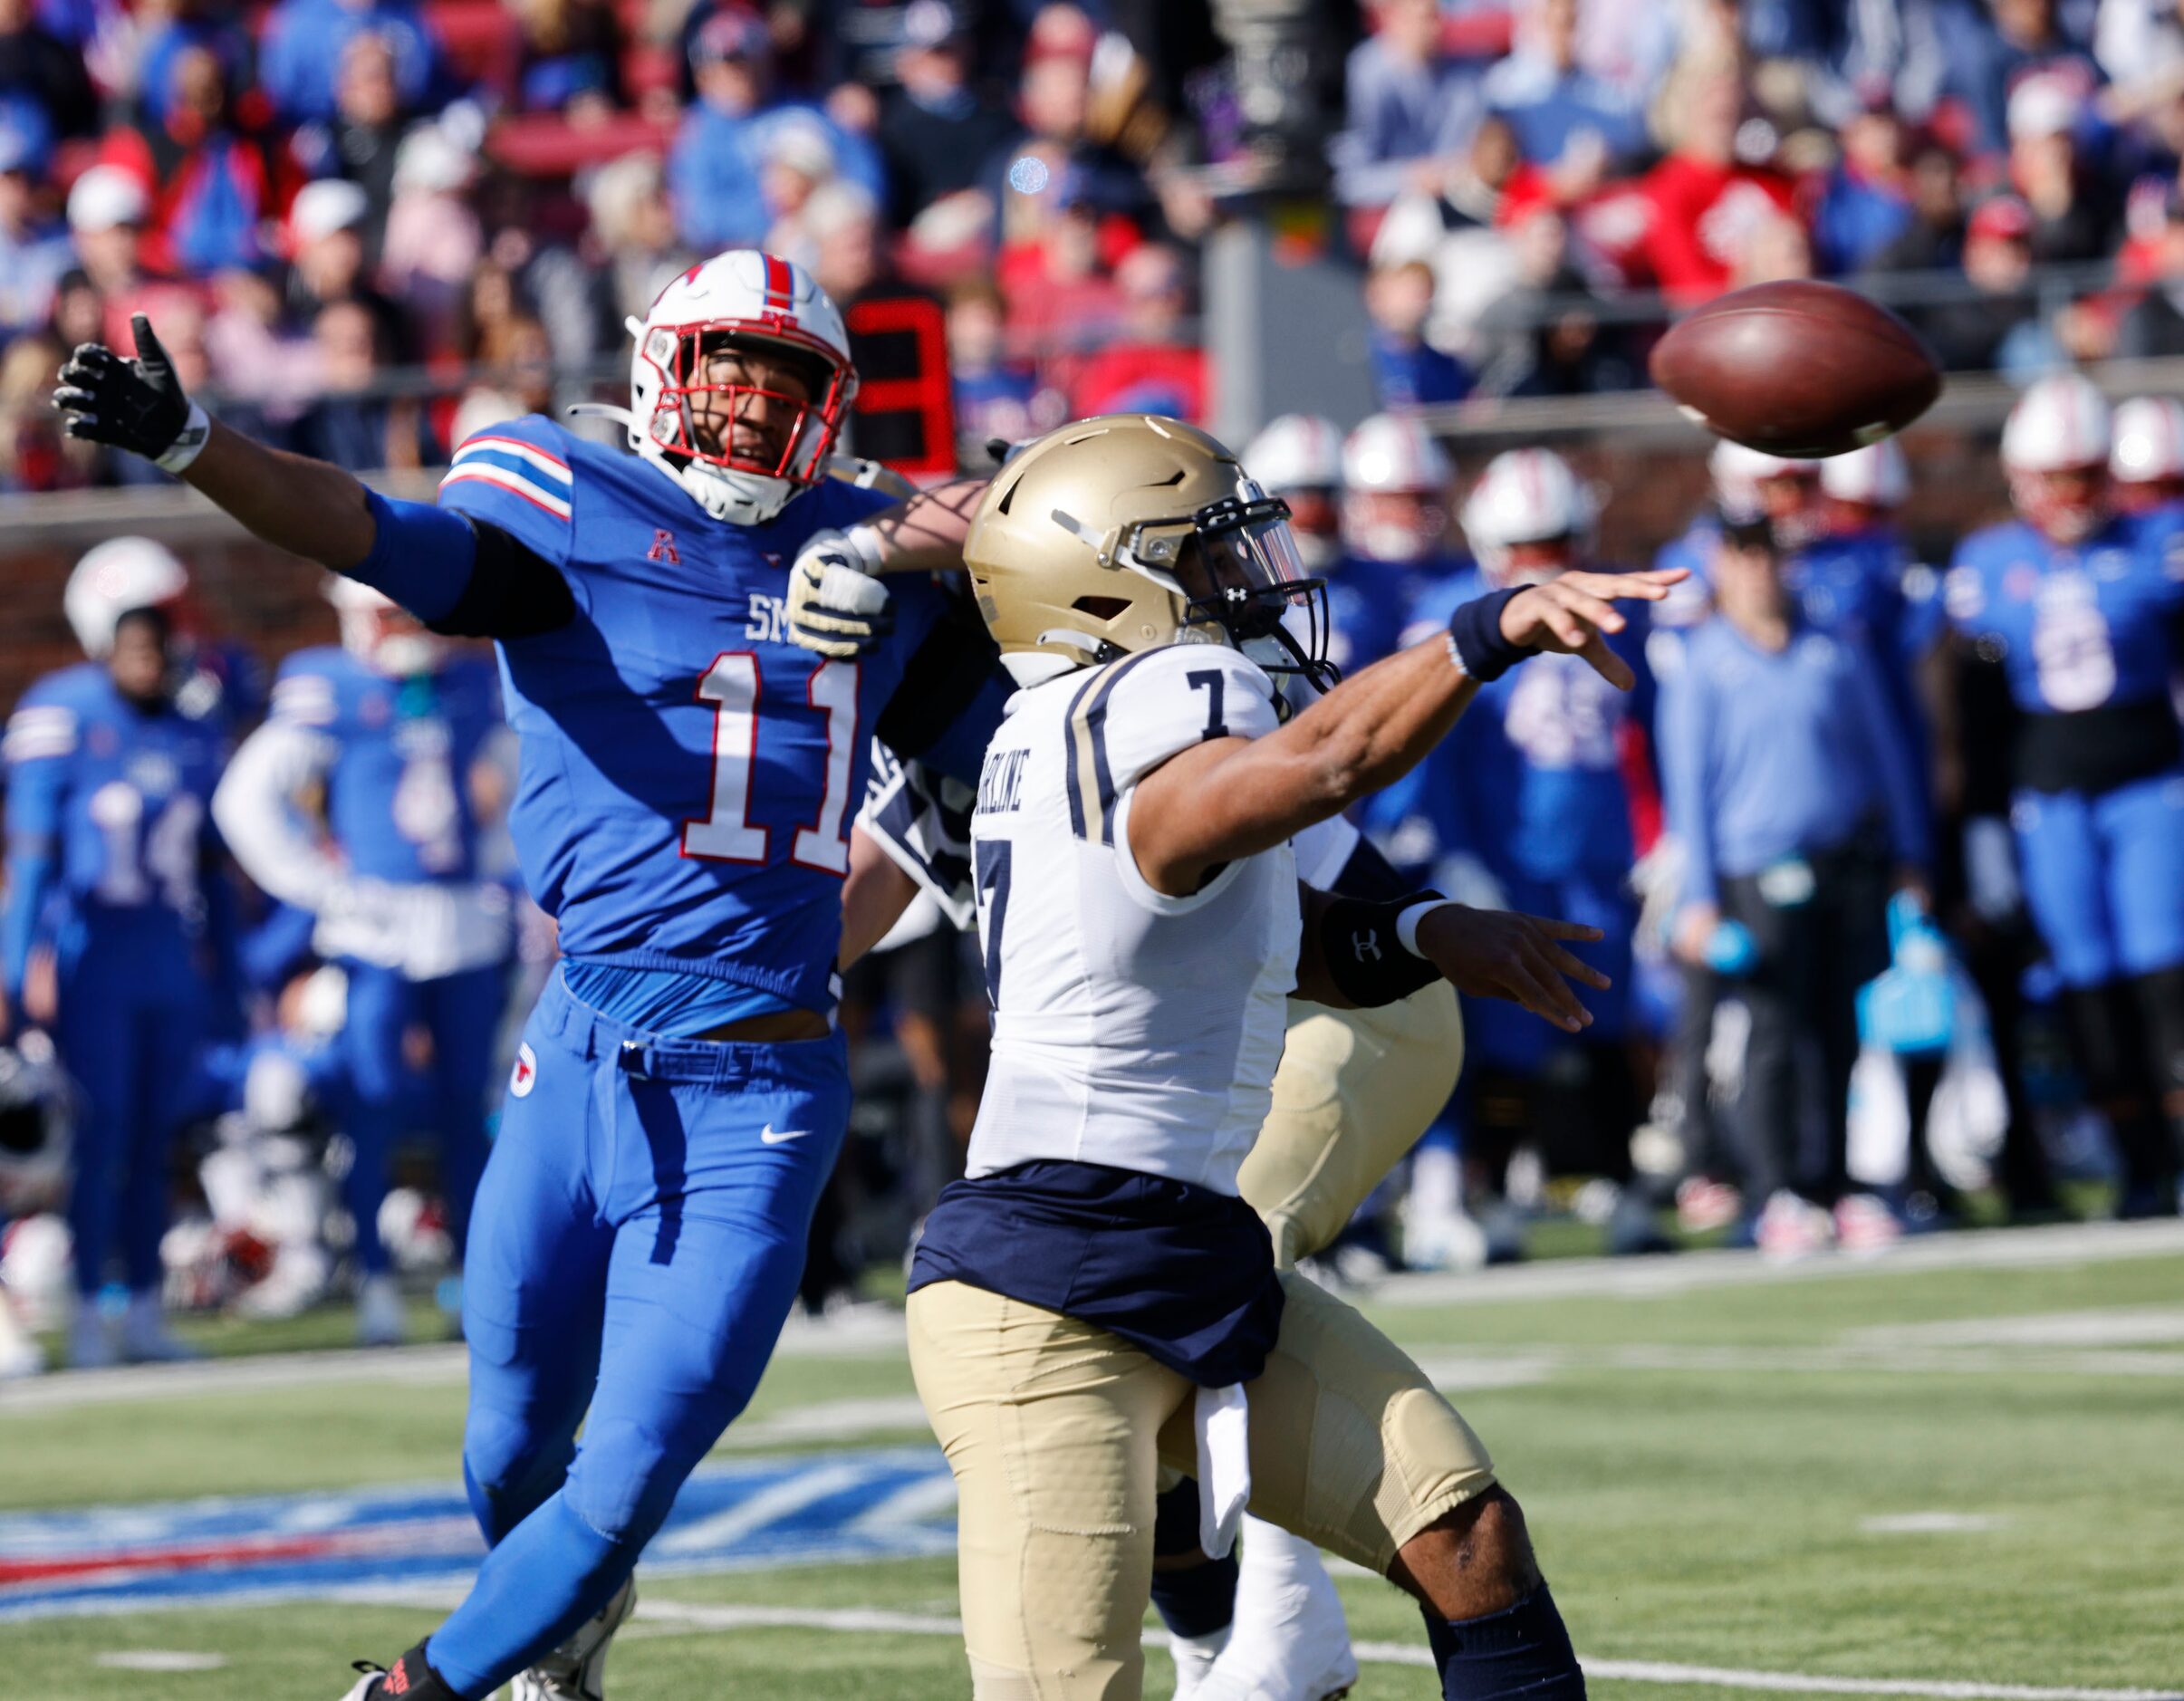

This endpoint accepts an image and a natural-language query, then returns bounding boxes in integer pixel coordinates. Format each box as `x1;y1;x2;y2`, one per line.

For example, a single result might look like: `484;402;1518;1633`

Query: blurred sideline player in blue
1326;411;1466;675
1369;448;1667;1259
3;542;235;1367
213;580;514;1347
1944;375;2184;1217
1239;412;1345;579
58;536;272;743
55;249;999;1701
1662;505;1933;1258
1652;442;1822;627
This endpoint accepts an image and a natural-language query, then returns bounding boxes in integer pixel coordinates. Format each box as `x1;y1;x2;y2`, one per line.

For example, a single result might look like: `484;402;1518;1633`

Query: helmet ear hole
1072;595;1130;621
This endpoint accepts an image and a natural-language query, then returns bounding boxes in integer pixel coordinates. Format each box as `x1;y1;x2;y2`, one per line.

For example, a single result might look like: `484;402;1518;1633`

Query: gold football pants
907;1272;1496;1700
909;983;1474;1697
1240;983;1465;1269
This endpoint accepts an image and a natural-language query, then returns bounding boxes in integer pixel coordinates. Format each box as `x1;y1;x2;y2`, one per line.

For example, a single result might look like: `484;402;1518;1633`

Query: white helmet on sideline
1819;438;1909;509
2003;372;2110;542
65;538;189;658
1708;439;1819;513
2109;395;2184;488
1341;413;1452;562
1461;448;1598;581
623;249;858;525
1245;414;1344;495
324;578;445;677
1245;414;1345;569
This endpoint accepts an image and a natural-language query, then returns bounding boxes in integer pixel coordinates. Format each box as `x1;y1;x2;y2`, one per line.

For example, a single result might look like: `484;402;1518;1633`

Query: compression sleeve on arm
211;719;345;912
349;490;478;623
348;494;576;639
1318;890;1447;1008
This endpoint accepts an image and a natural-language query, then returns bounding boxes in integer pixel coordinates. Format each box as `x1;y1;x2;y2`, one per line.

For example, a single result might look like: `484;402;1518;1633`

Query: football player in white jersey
864;415;1678;1700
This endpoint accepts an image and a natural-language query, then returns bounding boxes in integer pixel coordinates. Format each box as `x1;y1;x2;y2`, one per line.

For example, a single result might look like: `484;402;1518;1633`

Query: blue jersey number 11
682;654;859;873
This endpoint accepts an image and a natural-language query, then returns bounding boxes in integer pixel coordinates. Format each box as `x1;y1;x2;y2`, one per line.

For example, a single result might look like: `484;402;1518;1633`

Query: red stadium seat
486;111;678;177
425;0;522;100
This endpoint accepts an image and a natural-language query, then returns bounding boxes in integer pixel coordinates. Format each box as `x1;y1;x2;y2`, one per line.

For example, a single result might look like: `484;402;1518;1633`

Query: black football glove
53;312;207;469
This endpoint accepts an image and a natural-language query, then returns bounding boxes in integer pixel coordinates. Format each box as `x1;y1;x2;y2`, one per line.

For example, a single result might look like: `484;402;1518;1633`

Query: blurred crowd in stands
6;0;2184;1371
17;0;2184;493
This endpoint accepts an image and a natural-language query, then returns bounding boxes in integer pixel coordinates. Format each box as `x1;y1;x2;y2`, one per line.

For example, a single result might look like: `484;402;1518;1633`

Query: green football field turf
5;1224;2182;1701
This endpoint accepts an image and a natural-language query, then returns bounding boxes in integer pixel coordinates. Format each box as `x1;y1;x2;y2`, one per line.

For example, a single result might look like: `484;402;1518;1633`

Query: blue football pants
338;959;506;1274
54;919;206;1298
426;970;850;1697
2013;771;2184;989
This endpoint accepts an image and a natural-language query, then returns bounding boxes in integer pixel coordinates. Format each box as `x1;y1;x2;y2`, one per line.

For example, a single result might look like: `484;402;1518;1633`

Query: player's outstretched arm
1295;884;1611;1033
55;316;378;571
57;315;572;640
1130;569;1686;899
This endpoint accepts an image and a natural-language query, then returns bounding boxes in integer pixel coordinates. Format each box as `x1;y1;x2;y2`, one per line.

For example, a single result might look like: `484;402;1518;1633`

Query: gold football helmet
965;413;1333;688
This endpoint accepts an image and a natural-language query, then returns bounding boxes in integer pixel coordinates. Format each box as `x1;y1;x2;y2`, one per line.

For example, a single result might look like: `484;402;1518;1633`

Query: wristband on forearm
1445;586;1529;682
840;522;886;573
153;400;211;474
1320;889;1448;1007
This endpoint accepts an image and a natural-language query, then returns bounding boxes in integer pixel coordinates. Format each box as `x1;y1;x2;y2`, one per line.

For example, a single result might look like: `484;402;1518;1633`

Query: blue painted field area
0;1446;954;1621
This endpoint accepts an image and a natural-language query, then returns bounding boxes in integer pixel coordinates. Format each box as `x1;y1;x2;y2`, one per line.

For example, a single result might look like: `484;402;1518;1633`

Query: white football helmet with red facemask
1708;440;1821;543
65;537;189;658
1819;438;1909;511
325;577;446;677
2003;373;2111;543
1461;447;1598;584
1340;413;1452;562
623;250;858;525
1243;413;1344;569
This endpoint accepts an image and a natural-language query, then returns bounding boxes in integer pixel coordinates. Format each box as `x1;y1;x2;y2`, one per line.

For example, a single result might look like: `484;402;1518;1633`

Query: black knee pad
1152;1475;1204;1558
2131;967;2184;1091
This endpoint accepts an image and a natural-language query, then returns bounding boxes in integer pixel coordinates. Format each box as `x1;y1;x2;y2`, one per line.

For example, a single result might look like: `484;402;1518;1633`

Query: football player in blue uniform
213;580;514;1347
1944;375;2184;1216
1651;442;1822;631
55;251;999;1700
3;548;233;1368
62;536;271;742
1327;412;1467;674
1368;448;1666;1257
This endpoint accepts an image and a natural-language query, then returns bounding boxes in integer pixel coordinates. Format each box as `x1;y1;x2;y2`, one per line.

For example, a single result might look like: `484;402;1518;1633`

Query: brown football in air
1648;280;1943;457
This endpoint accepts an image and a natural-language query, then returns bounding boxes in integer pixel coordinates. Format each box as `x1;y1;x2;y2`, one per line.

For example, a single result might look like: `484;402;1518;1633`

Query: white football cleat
511;1574;638;1700
337;1662;384;1699
1168;1623;1229;1700
1833;1192;1902;1255
120;1290;201;1362
1755;1190;1835;1262
1196;1518;1356;1701
0;1287;46;1379
356;1273;409;1348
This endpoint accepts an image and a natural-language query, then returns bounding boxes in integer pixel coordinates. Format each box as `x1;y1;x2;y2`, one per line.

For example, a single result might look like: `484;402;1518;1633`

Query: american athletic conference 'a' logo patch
510;1043;538;1098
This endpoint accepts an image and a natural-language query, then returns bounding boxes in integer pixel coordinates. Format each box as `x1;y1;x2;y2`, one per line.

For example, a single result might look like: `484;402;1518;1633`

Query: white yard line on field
7;1220;2181;1418
1409;1341;2184;1391
1374;1219;2184;1308
516;1596;2184;1701
1845;1307;2184;1349
0;1307;908;1417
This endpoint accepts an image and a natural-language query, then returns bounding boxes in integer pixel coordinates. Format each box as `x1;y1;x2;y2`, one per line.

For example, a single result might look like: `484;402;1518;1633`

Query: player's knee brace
1147;1477;1236;1639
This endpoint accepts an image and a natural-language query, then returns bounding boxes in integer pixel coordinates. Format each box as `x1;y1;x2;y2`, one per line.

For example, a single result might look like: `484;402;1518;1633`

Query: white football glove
787;526;894;658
